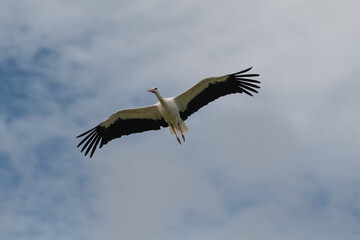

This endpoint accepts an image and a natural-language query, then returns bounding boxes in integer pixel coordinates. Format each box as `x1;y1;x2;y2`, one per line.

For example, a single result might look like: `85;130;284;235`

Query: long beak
148;89;155;93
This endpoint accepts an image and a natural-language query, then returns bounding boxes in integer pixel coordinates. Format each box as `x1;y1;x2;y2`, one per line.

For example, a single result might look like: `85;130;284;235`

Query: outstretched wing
76;105;167;158
174;67;260;121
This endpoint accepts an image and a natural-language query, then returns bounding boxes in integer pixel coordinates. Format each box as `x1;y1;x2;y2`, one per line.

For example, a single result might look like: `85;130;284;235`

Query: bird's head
147;87;158;94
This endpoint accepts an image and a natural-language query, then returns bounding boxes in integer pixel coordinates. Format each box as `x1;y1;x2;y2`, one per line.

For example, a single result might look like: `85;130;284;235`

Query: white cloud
1;0;360;239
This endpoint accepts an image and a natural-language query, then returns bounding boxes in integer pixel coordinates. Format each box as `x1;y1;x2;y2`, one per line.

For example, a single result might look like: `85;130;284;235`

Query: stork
77;67;260;157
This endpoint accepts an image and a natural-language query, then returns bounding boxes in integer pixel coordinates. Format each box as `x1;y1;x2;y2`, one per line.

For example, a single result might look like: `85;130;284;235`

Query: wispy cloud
1;0;359;239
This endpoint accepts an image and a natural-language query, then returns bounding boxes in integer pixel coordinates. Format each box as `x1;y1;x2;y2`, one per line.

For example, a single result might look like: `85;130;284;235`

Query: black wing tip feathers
231;67;261;97
76;126;103;158
76;126;96;138
232;67;260;77
232;66;256;75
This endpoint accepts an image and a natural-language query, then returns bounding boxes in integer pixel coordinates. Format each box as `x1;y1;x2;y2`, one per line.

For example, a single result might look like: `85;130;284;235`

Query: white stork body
153;94;189;141
77;67;260;157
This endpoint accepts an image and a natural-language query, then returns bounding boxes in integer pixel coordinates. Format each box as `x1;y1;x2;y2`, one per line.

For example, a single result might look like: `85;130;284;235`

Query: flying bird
77;67;260;157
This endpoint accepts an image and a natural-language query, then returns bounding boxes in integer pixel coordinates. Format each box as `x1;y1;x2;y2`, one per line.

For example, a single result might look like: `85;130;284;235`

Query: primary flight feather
77;67;260;157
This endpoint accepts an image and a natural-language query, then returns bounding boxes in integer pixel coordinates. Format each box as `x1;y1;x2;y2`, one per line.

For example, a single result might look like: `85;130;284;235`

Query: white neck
154;92;165;104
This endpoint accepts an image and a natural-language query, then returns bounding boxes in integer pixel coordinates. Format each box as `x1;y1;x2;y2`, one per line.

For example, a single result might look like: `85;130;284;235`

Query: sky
1;0;360;239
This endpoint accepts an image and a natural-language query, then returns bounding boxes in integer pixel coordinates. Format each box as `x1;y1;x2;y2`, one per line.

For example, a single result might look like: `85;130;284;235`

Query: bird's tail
170;119;189;135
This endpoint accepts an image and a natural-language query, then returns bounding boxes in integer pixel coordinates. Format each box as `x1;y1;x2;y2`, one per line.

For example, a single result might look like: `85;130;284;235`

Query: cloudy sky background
1;0;359;239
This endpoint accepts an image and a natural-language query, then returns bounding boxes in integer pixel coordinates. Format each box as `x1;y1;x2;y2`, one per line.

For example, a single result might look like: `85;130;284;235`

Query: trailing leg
178;122;185;142
170;123;182;145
